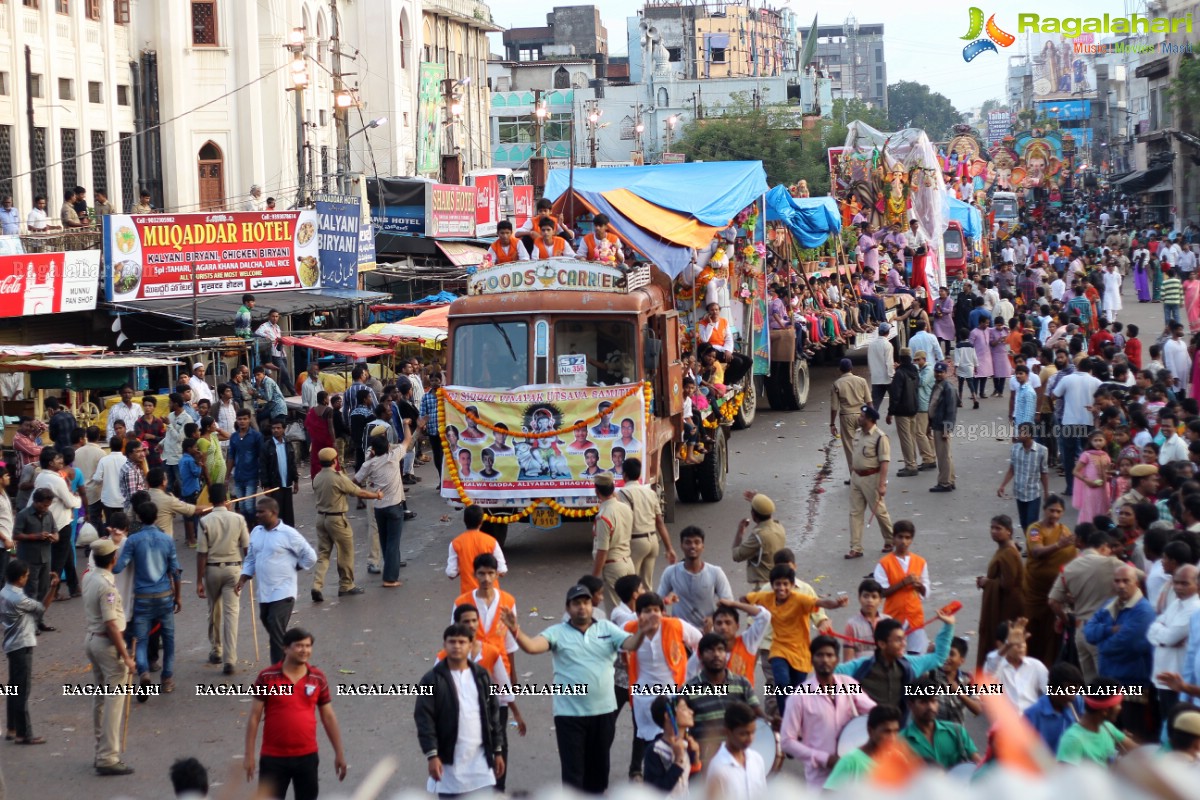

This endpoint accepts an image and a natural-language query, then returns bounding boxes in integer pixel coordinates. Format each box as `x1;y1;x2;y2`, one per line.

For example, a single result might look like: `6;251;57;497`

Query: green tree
980;98;1005;115
886;81;963;140
1168;55;1200;130
829;98;889;130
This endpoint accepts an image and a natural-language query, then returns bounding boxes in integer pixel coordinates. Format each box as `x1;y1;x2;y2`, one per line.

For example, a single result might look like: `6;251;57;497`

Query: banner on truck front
104;211;319;300
439;383;648;500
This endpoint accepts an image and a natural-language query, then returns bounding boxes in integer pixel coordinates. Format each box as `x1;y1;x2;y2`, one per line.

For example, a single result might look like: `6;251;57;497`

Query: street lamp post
286;27;309;206
664;114;678;158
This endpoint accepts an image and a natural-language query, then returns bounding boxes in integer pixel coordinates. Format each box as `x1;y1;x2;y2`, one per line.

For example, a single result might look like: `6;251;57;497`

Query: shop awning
1112;166;1171;192
350;323;447;344
106;288;391;328
600;189;723;249
0;356;183;371
276;335;391;359
0;344;105;358
1142;173;1174;194
436;241;489;267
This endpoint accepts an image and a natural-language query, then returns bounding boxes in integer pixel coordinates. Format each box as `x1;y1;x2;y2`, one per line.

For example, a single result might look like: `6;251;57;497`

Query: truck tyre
695;429;727;502
732;374;757;429
792;357;810;410
676;463;701;503
656;444;677;523
481;520;508;547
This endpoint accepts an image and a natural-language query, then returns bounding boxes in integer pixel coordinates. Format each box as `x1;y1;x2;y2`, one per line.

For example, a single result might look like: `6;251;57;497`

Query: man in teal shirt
824;704;904;790
899;677;980;768
501;584;650;794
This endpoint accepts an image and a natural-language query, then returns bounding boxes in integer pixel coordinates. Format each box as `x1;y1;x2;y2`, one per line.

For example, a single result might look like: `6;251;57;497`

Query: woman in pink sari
1184;272;1200;332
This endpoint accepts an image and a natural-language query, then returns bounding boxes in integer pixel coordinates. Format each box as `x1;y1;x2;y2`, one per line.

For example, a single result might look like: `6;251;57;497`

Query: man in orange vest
486;220;530;265
452;553;518;679
623;593;703;752
577;213;624;263
438;603;527;792
698;302;732;354
531;217;575;259
446;505;508;595
873;520;930;655
687;597;771;688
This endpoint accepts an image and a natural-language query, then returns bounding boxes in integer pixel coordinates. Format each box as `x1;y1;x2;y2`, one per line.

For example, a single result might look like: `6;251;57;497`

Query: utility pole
532;88;545;157
331;0;351;194
286;28;309;207
585;99;601;168
632;100;644;158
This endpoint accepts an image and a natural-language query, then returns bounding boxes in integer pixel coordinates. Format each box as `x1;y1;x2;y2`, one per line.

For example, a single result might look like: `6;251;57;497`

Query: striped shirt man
1161;276;1184;306
1007;441;1048;503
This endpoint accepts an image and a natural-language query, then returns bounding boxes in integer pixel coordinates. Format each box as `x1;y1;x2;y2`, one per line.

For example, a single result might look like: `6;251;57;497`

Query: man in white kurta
1102;263;1123;323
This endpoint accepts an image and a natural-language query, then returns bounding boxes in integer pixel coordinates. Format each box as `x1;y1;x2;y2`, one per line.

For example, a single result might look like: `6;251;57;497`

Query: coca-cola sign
474;174;499;237
0;251;100;317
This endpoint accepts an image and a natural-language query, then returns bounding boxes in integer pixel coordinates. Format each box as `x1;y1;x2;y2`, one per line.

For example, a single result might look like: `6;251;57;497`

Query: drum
750;719;784;774
836;715;869;756
948;762;978;781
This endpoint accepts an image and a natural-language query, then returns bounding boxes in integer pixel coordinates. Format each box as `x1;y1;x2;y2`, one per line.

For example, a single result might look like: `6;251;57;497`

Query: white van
466;168;529;214
991;191;1019;223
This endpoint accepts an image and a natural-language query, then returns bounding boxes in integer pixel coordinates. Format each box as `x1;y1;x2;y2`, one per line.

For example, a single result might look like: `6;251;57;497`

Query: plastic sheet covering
844;121;950;283
765;187;842;248
948;197;983;239
543;162;769;227
600;189;723;249
554;190;696;278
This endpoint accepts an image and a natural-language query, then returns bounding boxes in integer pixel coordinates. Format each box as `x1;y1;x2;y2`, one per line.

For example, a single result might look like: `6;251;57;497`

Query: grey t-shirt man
657;562;734;629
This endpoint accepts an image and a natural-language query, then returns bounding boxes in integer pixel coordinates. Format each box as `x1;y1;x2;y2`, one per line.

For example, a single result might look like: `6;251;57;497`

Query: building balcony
423;0;501;31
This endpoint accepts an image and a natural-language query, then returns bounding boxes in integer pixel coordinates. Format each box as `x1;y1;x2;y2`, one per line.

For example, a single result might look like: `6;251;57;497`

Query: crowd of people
5;190;1200;800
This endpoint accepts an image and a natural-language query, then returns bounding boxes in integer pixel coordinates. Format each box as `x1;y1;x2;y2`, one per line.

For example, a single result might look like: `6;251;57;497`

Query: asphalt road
8;284;1157;799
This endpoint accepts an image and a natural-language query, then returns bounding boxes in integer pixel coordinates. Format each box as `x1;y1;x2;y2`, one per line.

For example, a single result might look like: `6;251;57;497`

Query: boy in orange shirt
742;565;847;715
446;505;508;594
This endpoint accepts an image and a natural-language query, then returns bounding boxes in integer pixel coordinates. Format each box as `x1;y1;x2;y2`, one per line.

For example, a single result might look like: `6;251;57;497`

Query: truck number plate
530;506;562;529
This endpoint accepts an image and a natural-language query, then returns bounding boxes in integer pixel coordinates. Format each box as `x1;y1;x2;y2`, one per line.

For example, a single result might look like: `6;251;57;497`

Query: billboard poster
366;177;428;235
439;383;648;500
986;111;1011;146
512;185;535;230
1030;34;1096;100
429;184;477;238
104;211;319;301
752;270;769;376
315;193;360;290
0;251;100;317
827;147;848;194
474;174;500;237
357;221;377;272
417;62;447;176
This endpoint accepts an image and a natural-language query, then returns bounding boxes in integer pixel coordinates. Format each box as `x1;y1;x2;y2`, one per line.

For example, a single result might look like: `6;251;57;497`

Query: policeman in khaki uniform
311;447;381;603
196;483;250;674
83;538;137;775
618;457;677;588
829;357;871;481
846;405;894;560
589;473;635;610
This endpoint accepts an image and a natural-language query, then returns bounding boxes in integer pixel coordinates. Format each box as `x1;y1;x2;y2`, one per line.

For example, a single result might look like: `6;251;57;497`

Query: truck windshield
993;197;1017;219
944;229;964;258
554;320;637;385
452;321;529;388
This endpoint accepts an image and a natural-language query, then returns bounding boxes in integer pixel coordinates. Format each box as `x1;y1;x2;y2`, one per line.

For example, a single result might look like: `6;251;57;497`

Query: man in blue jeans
113;501;182;697
227;409;263;524
355;427;411;587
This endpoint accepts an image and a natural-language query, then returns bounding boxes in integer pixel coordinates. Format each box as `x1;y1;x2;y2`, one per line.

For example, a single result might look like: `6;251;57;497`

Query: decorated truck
438;257;732;544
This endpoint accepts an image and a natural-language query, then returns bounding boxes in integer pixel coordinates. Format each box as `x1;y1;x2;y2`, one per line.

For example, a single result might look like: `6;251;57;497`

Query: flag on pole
798;15;819;71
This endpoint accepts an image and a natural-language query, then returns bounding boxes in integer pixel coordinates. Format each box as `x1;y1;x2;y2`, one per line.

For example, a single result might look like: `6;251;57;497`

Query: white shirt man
1000;245;1015;265
1179;247;1198;276
995;653;1049;712
188;364;213;404
1052;369;1102;426
92;448;128;511
1050;276;1067;302
631;617;703;742
707;740;767;800
106;396;141;442
1099;211;1111;228
242;186;266;213
1164;333;1191;392
300;370;324;410
26;204;50;232
867;334;895;389
1148;566;1199;695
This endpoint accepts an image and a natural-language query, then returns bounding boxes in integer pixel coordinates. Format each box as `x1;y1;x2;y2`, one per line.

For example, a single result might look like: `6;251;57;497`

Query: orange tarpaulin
599;189;723;249
406;305;449;330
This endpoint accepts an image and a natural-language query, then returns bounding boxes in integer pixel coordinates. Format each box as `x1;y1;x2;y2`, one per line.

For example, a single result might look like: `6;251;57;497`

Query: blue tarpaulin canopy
947;198;982;239
543;162;769;278
764;187;841;248
544;162;769;227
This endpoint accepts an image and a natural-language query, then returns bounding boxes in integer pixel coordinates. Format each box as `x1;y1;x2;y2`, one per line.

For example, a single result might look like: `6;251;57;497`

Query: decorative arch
657;88;669;107
422;18;435;62
197;141;225;211
316;10;327;64
398;9;410;70
553;66;570;89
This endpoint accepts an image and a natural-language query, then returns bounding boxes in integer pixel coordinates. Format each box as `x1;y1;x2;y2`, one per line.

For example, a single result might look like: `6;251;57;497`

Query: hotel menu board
104;210;320;301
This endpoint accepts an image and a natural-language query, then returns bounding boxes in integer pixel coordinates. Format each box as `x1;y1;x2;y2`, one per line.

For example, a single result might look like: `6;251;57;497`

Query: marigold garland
435;385;654;525
701;391;744;428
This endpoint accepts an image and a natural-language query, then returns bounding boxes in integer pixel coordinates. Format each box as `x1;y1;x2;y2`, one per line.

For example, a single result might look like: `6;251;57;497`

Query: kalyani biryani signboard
439;383;648;501
103;211;321;301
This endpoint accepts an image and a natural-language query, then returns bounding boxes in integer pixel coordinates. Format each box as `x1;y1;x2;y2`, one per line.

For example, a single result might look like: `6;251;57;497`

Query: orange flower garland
435;382;657;525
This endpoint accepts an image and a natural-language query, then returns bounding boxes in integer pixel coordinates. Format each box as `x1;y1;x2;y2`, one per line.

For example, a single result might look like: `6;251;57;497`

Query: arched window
657;88;669;107
316;11;327;64
553;67;570;89
197;142;225;211
398;10;409;70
